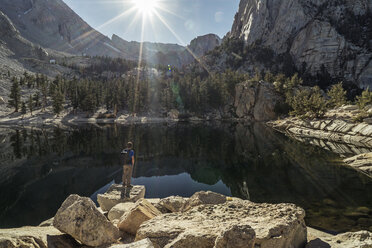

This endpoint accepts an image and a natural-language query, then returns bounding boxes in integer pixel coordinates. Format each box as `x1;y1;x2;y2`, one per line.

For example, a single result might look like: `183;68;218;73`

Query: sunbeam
153;10;211;74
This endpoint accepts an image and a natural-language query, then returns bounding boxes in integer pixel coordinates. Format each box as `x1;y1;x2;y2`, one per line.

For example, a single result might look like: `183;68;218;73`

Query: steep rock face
0;0;123;58
188;34;222;57
230;0;372;88
234;81;283;121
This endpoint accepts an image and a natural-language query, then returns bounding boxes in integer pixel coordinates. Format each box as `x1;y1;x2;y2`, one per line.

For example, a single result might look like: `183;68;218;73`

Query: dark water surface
0;122;371;233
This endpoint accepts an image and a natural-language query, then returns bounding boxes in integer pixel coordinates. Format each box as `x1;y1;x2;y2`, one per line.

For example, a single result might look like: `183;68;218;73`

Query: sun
133;0;159;15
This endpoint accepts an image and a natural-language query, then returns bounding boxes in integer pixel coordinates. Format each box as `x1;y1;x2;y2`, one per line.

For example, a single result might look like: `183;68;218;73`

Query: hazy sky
63;0;239;45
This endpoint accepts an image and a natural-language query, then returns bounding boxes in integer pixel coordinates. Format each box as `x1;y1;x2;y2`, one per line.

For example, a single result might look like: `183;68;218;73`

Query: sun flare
133;0;159;15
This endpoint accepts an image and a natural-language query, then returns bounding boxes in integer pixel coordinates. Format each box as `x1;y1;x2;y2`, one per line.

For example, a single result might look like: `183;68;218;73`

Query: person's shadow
120;187;130;199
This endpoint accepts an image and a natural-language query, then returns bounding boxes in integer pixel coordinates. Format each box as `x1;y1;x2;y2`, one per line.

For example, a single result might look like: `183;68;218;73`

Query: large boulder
0;226;79;248
306;230;372;248
97;184;145;212
53;194;120;247
108;202;136;221
109;238;154;248
118;199;162;235
136;199;307;248
182;191;226;212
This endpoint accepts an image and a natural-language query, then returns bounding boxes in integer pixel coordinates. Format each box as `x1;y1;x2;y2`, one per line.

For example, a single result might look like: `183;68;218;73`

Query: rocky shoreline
1;185;371;248
269;105;372;178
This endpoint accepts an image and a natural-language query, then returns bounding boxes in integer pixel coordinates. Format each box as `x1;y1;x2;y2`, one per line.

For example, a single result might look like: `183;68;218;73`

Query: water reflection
0;123;371;233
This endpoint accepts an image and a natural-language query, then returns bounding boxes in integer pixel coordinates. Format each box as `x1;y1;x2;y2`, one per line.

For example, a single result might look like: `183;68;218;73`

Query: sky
63;0;240;45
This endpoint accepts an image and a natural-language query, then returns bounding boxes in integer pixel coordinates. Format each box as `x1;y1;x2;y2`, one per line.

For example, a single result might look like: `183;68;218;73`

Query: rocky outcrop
234;81;283;121
0;226;79;248
229;0;372;88
307;230;372;248
270;118;372;149
97;184;146;212
53;194;120;247
188;34;221;58
117;199;162;235
344;153;372;177
136;199;307;248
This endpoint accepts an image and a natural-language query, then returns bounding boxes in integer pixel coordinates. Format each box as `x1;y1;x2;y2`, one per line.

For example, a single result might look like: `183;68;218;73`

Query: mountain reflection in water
0;122;371;233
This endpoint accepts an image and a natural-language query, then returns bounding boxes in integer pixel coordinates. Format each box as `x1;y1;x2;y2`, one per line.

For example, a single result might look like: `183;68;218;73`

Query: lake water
0;122;371;233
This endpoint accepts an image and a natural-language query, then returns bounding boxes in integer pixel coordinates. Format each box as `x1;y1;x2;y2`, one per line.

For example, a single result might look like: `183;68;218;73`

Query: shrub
356;88;372;110
287;86;327;118
328;82;347;108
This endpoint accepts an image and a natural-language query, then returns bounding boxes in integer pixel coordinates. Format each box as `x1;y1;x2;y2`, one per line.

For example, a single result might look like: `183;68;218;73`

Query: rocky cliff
188;34;221;58
229;0;372;88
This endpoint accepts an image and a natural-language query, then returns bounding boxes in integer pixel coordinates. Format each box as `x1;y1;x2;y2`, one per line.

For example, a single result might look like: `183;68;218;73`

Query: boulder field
0;185;371;248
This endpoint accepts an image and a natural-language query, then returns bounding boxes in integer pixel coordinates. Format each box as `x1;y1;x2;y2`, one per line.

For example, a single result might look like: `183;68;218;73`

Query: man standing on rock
121;142;135;189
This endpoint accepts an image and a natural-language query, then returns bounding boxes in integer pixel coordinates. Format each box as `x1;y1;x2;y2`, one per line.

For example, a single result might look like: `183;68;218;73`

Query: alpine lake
0;122;371;234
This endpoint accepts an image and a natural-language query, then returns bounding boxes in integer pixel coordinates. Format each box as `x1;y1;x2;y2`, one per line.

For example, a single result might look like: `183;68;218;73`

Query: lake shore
268;105;372;178
2;185;371;248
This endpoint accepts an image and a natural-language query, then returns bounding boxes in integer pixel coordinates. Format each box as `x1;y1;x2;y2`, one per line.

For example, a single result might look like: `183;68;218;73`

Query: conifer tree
52;90;64;115
356;88;372;110
8;77;21;112
21;101;27;118
28;94;33;116
328;82;347;108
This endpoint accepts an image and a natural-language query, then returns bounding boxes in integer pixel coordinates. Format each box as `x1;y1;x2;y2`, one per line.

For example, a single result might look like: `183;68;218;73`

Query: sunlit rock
117;199;162;235
53;194;120;247
108;202;136;221
0;226;79;248
136;199;307;248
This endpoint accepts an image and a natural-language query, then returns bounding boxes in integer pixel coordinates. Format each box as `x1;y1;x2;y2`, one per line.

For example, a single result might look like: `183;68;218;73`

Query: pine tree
21;101;27;118
52;90;64;115
356;88;372;110
33;92;40;108
8;77;21;112
28;94;33;116
328;82;347;108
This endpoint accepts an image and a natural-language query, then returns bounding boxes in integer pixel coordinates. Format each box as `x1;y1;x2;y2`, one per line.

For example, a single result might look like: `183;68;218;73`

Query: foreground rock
53;194;120;247
344;153;372;178
136;199;307;248
0;226;79;248
98;184;146;212
118;199;162;235
108;202;136;221
109;238;154;248
307;230;372;248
